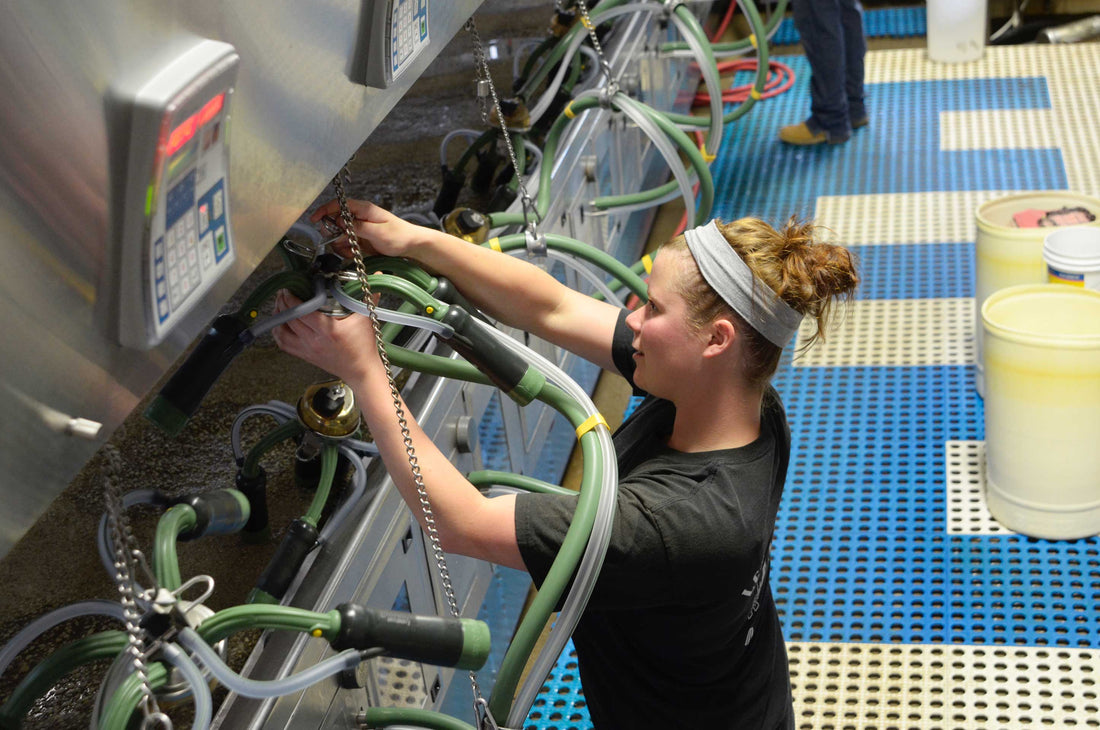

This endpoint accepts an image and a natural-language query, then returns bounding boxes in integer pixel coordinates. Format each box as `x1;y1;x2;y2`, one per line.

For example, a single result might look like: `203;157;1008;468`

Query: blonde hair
663;217;858;385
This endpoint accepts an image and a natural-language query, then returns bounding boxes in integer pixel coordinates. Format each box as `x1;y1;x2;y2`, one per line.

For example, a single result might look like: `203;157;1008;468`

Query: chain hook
474;696;501;730
464;17;538;234
141;710;173;730
575;0;615;88
520;193;542;238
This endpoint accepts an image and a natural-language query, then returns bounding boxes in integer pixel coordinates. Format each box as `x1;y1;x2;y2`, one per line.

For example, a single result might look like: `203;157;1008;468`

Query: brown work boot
778;121;828;146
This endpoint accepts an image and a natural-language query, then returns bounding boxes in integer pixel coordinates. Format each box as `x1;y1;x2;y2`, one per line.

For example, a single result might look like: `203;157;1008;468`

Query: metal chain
464;17;539;235
574;0;616;91
102;441;171;730
330;169;498;730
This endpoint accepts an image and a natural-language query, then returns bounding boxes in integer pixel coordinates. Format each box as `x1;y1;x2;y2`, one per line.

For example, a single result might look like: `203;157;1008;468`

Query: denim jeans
791;0;867;140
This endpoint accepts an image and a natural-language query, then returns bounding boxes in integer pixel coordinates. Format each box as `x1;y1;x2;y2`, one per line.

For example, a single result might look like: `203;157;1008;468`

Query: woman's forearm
409;227;573;336
349;360;524;570
405;227;623;371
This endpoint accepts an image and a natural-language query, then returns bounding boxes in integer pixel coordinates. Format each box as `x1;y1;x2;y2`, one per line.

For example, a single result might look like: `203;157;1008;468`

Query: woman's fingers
309;200;342;223
307;199;412;259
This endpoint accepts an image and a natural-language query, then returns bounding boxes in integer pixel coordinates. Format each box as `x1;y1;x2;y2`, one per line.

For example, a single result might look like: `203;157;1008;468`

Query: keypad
391;0;429;74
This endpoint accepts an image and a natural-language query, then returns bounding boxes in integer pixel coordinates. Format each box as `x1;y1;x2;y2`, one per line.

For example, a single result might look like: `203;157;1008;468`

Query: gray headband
683;220;804;347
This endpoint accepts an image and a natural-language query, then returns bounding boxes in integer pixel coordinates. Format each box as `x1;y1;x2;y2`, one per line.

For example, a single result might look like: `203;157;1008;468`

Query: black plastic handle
332;602;490;671
144;314;252;437
440;306;532;401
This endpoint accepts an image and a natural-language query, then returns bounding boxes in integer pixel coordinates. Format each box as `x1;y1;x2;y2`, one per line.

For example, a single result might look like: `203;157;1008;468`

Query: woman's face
624;249;708;399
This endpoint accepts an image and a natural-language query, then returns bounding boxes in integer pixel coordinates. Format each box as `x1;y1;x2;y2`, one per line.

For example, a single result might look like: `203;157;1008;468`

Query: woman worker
273;200;858;729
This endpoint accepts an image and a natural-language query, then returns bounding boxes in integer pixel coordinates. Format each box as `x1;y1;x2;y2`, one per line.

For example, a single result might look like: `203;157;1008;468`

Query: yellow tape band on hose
564;102;577;119
702;149;717;163
749;34;758;49
488;237;502;252
641;254;654;274
751;87;763;100
575;413;608;439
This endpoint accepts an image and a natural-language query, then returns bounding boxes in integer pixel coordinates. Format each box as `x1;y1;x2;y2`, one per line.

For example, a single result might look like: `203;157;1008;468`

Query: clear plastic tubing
540;3;722;155
332;284;456;339
177;628;361;699
439;129;483;167
160;642;213;730
318;443;370;544
0;600;127;678
249;277;327;338
96;489;163;585
665;5;723;156
467;317;618;727
511;250;624;307
605;90;696;228
231;402;296;462
590;171;696;218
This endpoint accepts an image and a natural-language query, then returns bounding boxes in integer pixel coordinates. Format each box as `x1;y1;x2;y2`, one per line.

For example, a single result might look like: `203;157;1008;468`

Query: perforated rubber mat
771;5;929;46
516;43;1100;730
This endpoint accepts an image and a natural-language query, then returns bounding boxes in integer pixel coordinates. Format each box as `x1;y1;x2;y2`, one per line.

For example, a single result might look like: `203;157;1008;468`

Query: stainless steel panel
0;0;483;559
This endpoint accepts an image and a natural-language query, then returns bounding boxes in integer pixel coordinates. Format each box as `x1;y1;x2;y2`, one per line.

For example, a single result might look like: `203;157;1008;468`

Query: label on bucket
1047;266;1100;290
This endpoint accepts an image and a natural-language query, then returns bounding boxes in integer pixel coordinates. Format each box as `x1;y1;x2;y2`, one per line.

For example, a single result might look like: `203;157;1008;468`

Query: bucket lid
982;284;1100;348
1043;226;1100;264
976;191;1100;235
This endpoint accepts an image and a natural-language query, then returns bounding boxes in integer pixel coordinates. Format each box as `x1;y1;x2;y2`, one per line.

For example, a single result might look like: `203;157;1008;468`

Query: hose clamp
524;226;547;257
597;82;619;108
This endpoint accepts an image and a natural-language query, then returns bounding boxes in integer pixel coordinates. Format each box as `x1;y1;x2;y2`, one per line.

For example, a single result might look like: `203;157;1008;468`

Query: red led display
164;92;225;157
197;93;224;126
165;115;196;156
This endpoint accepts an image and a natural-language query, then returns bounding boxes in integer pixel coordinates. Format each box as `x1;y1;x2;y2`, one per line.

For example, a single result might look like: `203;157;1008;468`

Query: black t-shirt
514;311;794;729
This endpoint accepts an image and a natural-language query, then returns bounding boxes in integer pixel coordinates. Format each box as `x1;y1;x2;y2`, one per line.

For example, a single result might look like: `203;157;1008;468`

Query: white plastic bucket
973;192;1100;396
927;0;987;63
1044;227;1100;291
982;284;1100;540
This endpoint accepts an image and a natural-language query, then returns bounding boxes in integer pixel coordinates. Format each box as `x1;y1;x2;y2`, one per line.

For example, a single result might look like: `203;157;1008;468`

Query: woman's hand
271;290;380;384
309;199;425;260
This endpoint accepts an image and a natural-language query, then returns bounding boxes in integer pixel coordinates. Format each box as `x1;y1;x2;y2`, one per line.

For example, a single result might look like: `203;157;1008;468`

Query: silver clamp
524;225;547;258
597;83;620;109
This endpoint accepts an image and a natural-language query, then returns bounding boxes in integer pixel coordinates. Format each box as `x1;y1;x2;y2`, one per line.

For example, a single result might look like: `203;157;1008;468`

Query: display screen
165;92;225;157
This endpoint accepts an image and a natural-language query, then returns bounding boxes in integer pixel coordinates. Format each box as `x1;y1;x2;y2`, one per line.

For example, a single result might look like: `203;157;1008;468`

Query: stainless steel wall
0;0;483;560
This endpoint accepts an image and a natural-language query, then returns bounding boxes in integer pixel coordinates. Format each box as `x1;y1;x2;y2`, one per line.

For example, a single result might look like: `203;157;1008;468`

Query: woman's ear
702;318;736;358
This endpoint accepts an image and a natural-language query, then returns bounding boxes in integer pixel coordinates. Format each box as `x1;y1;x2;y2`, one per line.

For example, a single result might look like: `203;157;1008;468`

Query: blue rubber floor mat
522;43;1100;730
771;5;928;46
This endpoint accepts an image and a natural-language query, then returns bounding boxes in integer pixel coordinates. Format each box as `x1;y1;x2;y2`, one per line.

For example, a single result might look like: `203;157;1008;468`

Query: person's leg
839;0;868;128
789;0;850;141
